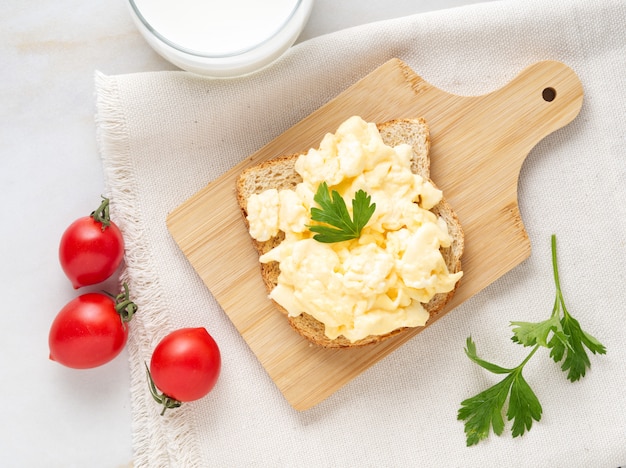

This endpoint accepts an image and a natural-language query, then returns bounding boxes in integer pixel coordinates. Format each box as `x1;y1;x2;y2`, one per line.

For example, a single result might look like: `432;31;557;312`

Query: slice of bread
236;118;464;348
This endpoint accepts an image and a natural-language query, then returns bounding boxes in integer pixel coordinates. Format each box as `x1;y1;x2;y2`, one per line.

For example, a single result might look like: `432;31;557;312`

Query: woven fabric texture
95;0;626;466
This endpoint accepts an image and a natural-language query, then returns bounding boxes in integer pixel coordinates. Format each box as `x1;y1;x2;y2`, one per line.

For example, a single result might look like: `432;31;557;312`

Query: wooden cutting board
166;59;583;411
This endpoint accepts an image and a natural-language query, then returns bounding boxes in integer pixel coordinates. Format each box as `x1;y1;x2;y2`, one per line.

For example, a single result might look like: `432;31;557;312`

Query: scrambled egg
246;116;462;342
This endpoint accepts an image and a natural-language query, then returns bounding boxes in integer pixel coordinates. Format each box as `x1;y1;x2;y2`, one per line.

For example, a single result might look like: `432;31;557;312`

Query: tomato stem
114;283;137;324
145;363;182;416
91;196;112;231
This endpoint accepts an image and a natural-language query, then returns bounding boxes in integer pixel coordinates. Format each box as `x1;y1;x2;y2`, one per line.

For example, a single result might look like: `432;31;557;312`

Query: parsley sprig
308;182;376;243
458;235;606;446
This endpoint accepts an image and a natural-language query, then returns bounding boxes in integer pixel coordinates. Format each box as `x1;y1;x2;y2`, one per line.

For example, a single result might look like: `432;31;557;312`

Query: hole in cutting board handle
542;87;556;102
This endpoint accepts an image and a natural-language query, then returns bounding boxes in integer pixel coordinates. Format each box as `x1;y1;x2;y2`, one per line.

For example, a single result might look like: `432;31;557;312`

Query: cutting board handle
429;60;584;202
485;60;584;159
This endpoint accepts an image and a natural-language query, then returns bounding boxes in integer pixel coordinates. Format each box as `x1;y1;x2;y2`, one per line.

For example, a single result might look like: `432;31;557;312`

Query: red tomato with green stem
49;283;137;369
59;196;124;288
147;328;221;415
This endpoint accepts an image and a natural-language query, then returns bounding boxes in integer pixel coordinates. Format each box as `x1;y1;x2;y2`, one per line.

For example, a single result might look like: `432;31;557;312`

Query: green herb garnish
458;235;606;446
308;182;376;243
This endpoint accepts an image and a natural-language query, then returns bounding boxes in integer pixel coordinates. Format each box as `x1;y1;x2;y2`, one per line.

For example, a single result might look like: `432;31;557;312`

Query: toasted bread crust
236;119;464;348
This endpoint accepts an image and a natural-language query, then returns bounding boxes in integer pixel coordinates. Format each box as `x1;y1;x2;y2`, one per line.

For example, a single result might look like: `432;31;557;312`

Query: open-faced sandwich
236;116;464;347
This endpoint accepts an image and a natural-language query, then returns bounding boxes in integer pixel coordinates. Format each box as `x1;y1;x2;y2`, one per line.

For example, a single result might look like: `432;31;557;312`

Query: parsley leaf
464;336;513;374
458;235;606;446
308;182;376;243
458;337;541;446
507;369;542;438
510;315;564;348
547;235;607;382
547;311;608;382
458;373;513;446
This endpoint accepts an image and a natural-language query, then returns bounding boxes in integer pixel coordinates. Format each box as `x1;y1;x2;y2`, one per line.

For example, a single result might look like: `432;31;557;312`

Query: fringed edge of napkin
94;71;203;468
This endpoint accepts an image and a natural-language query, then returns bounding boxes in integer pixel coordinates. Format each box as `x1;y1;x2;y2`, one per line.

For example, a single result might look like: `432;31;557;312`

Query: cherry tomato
49;285;136;369
59;197;124;289
147;328;221;414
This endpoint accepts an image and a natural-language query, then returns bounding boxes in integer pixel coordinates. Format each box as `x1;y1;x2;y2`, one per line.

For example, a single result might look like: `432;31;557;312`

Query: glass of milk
128;0;314;77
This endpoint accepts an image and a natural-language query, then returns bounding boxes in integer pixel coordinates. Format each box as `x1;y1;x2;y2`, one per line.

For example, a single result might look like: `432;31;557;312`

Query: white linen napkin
95;0;626;466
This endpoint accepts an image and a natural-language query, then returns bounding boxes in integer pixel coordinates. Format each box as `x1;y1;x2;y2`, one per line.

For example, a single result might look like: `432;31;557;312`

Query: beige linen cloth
95;0;626;466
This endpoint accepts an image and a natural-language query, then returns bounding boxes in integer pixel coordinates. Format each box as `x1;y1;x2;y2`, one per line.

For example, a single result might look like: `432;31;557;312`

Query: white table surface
1;1;486;466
